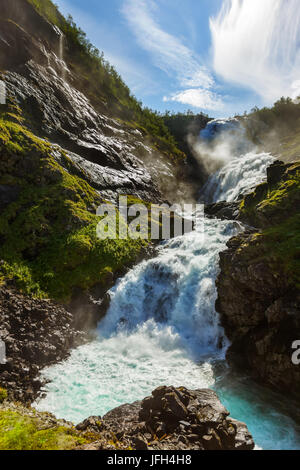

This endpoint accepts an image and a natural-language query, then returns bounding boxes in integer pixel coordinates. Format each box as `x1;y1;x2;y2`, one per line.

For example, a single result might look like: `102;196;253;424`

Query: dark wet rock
216;230;300;397
77;386;255;450
217;160;300;397
0;285;87;403
205;201;240;220
266;160;287;186
1;0;195;205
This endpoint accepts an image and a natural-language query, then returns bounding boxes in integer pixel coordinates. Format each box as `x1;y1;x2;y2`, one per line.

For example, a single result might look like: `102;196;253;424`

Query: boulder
77;386;255;450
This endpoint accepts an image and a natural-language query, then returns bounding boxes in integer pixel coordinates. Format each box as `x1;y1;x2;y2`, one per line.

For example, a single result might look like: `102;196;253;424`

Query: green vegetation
240;162;300;224
247;97;300;131
264;214;300;288
25;0;184;161
0;0;191;304
240;162;300;288
0;104;147;300
242;97;300;161
27;0;62;26
278;131;300;162
0;409;90;450
162;110;210;156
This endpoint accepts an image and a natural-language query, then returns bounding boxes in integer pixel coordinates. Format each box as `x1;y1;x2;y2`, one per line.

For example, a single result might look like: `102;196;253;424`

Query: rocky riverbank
0;386;254;450
0;285;87;403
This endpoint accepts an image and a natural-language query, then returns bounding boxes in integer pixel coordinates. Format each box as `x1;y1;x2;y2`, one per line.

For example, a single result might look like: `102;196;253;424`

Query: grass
0;410;89;450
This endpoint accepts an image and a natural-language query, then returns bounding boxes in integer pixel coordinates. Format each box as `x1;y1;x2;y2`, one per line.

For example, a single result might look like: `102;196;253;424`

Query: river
35;121;300;450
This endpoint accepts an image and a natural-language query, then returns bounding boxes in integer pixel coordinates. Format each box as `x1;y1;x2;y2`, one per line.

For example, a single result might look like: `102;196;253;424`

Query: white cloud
122;0;224;110
164;89;224;111
210;0;300;103
122;0;212;88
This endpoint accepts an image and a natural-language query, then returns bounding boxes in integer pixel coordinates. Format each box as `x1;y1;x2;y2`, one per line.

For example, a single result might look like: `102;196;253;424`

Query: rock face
0;285;87;403
76;386;255;450
1;0;192;204
217;231;300;396
205;201;240;220
217;160;300;397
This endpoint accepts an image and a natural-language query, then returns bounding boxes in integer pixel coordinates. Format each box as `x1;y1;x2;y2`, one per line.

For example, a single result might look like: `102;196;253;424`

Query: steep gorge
0;0;300;452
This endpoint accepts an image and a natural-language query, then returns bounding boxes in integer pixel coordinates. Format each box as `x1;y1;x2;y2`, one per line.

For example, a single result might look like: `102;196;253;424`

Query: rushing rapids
35;123;300;450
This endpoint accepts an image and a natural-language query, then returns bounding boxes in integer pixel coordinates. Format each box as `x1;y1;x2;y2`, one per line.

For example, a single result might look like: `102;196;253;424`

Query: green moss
263;215;300;288
0;389;8;404
0;114;147;300
239;163;300;288
240;164;300;224
0;410;89;450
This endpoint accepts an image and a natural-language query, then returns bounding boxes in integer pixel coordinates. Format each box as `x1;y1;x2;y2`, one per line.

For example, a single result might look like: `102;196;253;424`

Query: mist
188;118;255;174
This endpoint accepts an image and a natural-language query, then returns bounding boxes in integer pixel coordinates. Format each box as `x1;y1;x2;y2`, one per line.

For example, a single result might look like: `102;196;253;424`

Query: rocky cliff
0;285;88;403
0;0;201;305
1;0;193;204
216;160;300;397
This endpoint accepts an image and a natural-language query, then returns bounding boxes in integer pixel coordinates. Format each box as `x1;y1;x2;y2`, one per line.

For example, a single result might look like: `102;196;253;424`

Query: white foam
201;151;274;203
35;219;237;423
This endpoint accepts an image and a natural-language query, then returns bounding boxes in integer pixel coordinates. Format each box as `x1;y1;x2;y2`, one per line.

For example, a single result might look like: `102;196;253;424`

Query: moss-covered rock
240;160;300;227
239;160;300;288
0;402;103;450
0;109;147;301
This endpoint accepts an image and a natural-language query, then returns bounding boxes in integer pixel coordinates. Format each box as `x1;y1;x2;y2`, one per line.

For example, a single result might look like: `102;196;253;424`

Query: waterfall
58;34;66;81
98;219;238;357
200;151;274;203
34;120;300;449
59;34;63;62
35;219;238;423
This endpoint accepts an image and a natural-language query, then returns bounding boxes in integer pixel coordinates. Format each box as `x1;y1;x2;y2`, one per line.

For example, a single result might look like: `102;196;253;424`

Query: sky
54;0;300;118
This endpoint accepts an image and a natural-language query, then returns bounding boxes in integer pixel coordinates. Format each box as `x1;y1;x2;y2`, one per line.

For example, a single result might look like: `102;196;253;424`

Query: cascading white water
35;219;237;423
99;221;236;357
200;151;274;203
35;120;300;449
197;117;274;202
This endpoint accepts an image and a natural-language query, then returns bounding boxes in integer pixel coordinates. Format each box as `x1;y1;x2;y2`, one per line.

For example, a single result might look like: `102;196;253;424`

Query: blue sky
54;0;300;118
